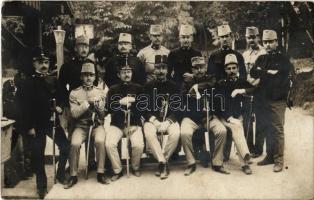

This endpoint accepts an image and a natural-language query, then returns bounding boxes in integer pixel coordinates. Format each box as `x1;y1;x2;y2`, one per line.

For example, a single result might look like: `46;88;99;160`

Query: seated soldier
217;54;254;175
143;55;180;179
105;63;144;181
181;56;229;175
65;61;108;189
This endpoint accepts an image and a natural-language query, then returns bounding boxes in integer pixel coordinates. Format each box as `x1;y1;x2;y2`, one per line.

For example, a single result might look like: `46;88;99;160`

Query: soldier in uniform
207;24;247;161
137;25;170;82
181;56;229;175
16;48;70;198
143;55;180;179
58;35;98;170
105;63;144;180
167;24;202;89
250;30;294;172
217;54;254;175
207;24;247;81
104;33;146;87
65;61;108;189
242;26;267;158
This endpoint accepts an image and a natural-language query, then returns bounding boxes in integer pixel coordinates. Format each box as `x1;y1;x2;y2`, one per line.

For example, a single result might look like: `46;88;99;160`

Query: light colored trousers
69;126;106;176
221;118;250;166
181;116;227;166
143;122;180;163
105;125;144;174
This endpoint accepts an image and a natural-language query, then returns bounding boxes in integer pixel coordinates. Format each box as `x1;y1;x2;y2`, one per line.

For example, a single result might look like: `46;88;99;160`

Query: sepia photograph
1;1;314;199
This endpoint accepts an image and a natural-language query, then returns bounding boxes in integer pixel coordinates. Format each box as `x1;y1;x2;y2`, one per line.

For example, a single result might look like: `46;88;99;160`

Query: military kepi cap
118;33;132;43
246;26;259;36
217;24;231;37
224;54;238;66
32;47;49;61
81;62;95;74
191;56;206;67
155;55;168;66
150;25;162;35
76;35;90;45
179;25;193;35
262;30;277;41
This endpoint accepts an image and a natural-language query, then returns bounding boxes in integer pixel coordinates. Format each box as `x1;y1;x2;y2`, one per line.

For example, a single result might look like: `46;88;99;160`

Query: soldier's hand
183;73;194;83
153;119;161;129
231;89;246;98
267;70;279;75
119;96;135;106
55;106;63;114
28;128;36;137
227;117;242;126
158;120;171;133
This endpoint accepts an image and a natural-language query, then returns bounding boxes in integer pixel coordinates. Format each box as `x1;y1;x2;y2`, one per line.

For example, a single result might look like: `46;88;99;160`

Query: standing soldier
104;33;146;87
137;25;170;82
65;61;108;189
143;55;180;179
181;56;229;175
167;24;202;89
208;24;247;81
217;54;254;175
17;47;70;198
58;35;98;170
242;26;266;158
105;64;144;180
250;30;294;172
207;24;247;161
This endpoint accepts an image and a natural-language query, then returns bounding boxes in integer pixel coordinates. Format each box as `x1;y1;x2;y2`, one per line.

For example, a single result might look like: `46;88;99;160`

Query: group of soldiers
2;22;294;199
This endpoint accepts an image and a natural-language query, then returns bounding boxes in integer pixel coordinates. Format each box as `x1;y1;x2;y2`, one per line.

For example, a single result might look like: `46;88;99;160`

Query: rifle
204;97;210;153
85;112;96;179
121;95;131;177
242;94;254;141
51;99;57;184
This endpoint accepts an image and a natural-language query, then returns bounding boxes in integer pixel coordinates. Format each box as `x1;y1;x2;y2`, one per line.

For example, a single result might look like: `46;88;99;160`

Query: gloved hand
189;84;201;99
183;73;194;83
55;106;63;114
158;120;171;133
267;70;279;75
119;96;135;107
227;117;242;126
231;89;246;98
28;128;36;137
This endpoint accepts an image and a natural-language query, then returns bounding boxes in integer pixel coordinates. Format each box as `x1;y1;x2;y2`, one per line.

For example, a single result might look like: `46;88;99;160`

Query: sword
85;112;96;179
160;93;170;153
51;99;57;184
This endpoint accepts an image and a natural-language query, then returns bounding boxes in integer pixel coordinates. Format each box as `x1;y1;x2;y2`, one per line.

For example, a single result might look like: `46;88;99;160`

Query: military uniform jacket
69;86;106;128
143;79;179;123
106;82;143;129
16;72;62;130
250;50;294;101
59;54;97;107
104;53;146;87
207;48;247;81
137;44;170;81
167;47;202;84
217;77;254;120
182;74;217;124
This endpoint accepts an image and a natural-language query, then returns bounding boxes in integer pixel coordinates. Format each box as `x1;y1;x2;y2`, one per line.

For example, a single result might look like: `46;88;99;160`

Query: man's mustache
41;67;48;70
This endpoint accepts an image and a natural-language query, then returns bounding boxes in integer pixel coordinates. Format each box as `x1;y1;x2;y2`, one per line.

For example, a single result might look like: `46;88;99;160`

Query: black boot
97;173;110;184
257;155;274;166
184;163;196;176
64;176;78;189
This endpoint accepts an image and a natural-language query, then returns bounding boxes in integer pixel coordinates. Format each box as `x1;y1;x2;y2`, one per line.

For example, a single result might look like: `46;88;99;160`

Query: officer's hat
179;25;193;35
217;24;232;37
262;30;277;41
32;47;49;62
224;54;238;66
155;55;168;67
150;25;162;35
81;62;95;74
118;33;132;43
245;26;259;37
76;35;90;45
191;56;206;67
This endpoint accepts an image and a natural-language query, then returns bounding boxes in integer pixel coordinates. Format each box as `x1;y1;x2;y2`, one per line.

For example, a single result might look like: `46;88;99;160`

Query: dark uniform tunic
104;53;146;87
106;82;143;129
250;50;294;164
207;48;247;81
167;47;202;87
16;72;70;190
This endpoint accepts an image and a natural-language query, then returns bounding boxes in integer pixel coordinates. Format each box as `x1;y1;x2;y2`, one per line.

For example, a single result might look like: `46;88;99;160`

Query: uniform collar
82;85;94;91
151;43;161;50
180;46;191;51
33;71;49;77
